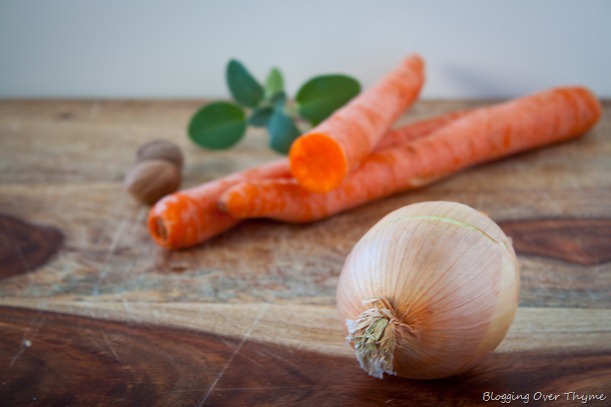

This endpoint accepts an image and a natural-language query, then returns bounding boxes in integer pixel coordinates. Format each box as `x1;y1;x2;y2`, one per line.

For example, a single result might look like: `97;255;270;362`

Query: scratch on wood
9;341;28;368
196;303;270;407
9;314;45;368
92;218;128;295
235;352;264;368
121;298;132;315
265;351;301;371
103;333;121;363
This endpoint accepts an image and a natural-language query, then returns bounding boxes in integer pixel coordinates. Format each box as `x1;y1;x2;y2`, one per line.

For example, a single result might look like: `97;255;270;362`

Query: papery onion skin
336;201;520;380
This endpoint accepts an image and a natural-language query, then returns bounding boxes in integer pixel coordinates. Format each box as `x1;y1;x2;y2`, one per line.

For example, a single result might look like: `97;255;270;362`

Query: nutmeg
123;159;181;205
135;139;184;170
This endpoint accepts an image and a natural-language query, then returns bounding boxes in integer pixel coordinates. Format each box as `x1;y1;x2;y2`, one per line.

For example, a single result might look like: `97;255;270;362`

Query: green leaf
295;74;361;125
249;92;288;127
226;59;264;108
270;91;287;108
268;105;301;155
265;67;284;98
188;101;246;150
249;106;273;127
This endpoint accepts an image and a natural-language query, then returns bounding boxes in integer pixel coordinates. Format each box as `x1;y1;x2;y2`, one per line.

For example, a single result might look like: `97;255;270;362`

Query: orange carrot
377;110;468;150
148;110;467;249
289;54;425;193
148;159;290;250
220;86;602;223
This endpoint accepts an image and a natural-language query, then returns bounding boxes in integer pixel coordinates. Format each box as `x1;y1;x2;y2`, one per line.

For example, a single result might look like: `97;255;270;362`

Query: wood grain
1;99;610;405
0;214;64;279
1;299;609;357
499;218;611;265
1;306;609;407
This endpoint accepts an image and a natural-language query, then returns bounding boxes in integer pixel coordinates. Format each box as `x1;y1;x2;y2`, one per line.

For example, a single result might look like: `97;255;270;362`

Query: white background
1;0;609;99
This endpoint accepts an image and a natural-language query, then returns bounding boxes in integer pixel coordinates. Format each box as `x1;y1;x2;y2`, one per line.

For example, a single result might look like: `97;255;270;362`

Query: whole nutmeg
124;159;181;205
135;139;184;170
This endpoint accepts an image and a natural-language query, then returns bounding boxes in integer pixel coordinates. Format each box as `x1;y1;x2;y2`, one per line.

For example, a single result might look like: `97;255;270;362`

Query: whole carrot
220;86;601;223
289;54;425;193
377;110;468;150
148;110;467;249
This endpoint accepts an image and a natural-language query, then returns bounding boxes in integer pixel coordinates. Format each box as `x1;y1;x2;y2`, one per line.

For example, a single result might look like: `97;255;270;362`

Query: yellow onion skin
336;201;520;380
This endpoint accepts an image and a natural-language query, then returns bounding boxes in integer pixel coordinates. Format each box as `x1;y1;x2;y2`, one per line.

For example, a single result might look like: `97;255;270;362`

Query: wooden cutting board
1;99;610;406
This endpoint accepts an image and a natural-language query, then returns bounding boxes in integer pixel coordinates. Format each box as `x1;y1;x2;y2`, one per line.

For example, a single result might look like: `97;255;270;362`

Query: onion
336;201;520;380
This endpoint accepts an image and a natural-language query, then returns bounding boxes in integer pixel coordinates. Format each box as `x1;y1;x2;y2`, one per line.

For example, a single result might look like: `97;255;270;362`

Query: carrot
148;159;290;250
148;110;467;249
289;54;425;193
219;86;602;223
377;110;468;149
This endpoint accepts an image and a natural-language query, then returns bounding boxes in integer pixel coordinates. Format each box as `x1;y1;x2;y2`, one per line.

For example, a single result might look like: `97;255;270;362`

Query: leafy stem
188;59;360;154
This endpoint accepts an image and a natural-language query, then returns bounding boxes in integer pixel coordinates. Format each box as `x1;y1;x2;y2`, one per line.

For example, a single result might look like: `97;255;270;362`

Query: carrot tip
289;132;348;193
153;216;168;242
148;211;170;248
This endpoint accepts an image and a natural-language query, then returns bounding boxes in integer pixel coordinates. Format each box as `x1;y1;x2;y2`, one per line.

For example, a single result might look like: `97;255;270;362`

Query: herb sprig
188;60;360;154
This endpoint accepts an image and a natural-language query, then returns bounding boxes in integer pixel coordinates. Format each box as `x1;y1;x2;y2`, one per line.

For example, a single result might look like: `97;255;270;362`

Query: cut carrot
148;159;290;250
220;86;602;223
148;110;467;249
289;54;425;193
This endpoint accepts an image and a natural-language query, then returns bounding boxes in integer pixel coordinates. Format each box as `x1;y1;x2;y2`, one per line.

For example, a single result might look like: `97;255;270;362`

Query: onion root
346;297;405;379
